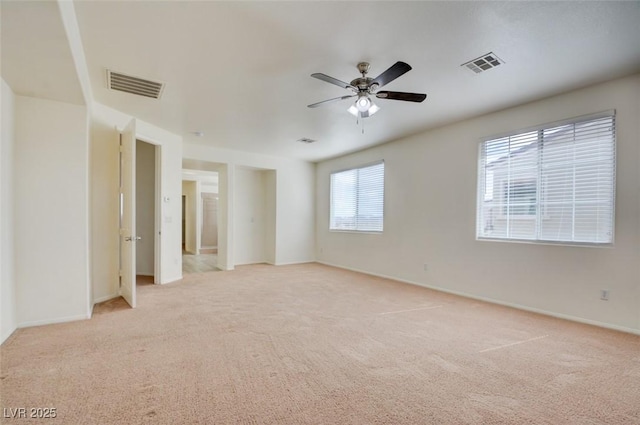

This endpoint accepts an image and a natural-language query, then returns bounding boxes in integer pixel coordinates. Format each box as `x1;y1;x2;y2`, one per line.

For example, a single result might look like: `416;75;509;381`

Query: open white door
119;119;137;307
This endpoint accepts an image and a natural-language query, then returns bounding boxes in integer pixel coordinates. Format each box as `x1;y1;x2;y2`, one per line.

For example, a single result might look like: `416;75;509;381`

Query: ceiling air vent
107;70;164;99
297;138;317;144
461;52;504;74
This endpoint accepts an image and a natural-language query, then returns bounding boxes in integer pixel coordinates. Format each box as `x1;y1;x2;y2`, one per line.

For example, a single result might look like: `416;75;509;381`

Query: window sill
329;229;383;235
495;216;536;220
476;237;613;248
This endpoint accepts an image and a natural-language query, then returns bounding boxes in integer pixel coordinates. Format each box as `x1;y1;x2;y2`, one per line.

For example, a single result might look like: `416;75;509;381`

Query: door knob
125;236;142;242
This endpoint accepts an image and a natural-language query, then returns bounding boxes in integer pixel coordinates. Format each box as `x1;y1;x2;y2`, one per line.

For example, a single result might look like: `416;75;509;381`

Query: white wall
264;170;277;265
89;107;120;302
14;95;90;327
234;167;268;265
274;161;315;265
183;144;315;267
91;102;182;303
136;140;155;276
1;79;17;343
217;164;232;270
316;74;640;333
201;179;218;195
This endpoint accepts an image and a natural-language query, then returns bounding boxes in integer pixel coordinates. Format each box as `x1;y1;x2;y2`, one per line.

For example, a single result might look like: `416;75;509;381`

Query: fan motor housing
351;77;375;91
352;62;375;91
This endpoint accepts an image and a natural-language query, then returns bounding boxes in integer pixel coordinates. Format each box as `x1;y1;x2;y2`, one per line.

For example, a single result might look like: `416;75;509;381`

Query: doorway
181;170;219;273
119;135;160;307
135;140;157;286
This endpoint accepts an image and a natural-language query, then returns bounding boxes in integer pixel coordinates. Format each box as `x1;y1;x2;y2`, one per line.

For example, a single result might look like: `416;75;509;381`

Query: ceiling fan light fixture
359;102;380;119
311;61;425;121
356;95;371;112
348;97;379;118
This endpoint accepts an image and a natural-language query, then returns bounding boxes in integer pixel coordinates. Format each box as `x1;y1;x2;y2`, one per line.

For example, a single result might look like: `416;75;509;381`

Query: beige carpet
1;263;639;424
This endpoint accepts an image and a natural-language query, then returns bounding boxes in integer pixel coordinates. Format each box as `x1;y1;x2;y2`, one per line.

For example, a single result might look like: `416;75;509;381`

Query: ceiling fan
307;61;427;119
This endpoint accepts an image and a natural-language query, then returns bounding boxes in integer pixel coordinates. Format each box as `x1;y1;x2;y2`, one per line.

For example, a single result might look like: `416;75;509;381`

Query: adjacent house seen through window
330;161;384;232
503;179;537;216
477;112;615;244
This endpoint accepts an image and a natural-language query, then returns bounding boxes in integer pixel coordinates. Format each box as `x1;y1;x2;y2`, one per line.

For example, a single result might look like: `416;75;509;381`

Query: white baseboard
217;265;233;271
93;293;120;304
317;261;640;336
234;260;314;267
274;260;315;266
159;274;183;284
1;326;18;345
18;313;90;329
233;260;266;266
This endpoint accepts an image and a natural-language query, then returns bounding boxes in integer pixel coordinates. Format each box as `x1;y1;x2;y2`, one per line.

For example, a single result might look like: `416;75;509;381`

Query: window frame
476;110;616;246
329;160;385;233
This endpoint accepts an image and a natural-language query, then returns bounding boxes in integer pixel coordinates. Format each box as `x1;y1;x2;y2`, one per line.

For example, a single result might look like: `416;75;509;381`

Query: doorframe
181;161;229;270
195;179;202;253
153;143;162;284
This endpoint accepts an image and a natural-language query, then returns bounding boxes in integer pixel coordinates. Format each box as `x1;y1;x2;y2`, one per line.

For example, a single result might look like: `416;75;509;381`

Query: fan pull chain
355;113;366;134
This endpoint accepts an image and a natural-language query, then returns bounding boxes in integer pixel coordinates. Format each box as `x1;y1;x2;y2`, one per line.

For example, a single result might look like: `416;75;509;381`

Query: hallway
182;252;218;274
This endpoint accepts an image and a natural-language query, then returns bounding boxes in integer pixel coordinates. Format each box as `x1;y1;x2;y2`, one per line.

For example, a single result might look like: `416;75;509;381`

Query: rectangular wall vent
297;138;317;144
107;70;164;99
461;52;504;74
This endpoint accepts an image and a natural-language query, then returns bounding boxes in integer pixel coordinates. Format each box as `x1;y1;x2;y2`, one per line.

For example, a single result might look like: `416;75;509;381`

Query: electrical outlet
423;264;428;271
600;289;610;301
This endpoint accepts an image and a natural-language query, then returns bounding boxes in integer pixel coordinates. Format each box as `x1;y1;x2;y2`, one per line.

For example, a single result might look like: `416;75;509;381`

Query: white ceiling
4;1;640;162
1;0;85;105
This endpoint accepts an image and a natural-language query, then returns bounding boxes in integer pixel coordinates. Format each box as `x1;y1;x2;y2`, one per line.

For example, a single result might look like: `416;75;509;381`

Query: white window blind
330;161;384;232
477;112;615;244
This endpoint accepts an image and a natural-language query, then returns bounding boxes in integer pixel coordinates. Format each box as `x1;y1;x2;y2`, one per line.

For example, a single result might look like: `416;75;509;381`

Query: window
503;179;537;216
330;161;384;232
477;112;615;244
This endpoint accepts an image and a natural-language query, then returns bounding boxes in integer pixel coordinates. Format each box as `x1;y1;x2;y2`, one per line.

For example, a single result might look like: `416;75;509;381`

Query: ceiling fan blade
311;73;357;91
307;95;356;108
371;61;412;88
376;91;427;103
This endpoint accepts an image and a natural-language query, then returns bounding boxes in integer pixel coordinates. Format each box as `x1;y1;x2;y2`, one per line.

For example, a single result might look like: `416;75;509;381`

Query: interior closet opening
135;139;158;287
